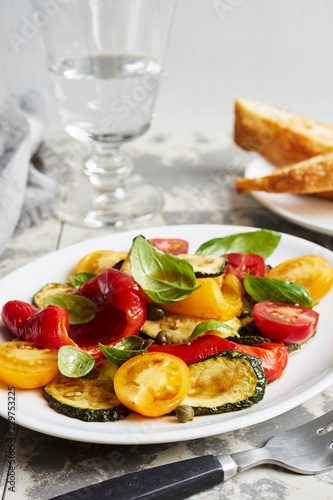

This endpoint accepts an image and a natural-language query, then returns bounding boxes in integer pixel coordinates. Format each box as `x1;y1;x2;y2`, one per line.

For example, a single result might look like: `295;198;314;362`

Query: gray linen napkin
0;88;59;256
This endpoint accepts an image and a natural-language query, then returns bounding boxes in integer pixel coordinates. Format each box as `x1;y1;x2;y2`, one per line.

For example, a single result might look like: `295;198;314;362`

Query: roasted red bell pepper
148;334;288;383
233;341;288;383
69;268;147;356
1;300;38;336
1;269;147;357
1;301;74;350
149;335;235;365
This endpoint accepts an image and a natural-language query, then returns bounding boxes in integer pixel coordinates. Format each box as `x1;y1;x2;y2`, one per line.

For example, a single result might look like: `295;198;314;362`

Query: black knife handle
50;454;224;500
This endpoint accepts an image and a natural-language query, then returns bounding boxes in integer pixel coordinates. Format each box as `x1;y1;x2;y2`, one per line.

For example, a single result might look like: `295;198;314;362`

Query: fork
50;409;333;500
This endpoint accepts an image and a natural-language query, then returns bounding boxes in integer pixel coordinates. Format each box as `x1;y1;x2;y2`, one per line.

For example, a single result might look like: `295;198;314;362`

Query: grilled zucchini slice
44;360;129;422
182;350;266;415
177;254;226;278
120;252;226;279
142;313;203;342
33;283;75;309
142;312;241;343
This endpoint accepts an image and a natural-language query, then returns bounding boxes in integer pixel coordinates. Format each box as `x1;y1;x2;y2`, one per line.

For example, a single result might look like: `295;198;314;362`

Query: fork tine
277;409;333;443
322;429;333;445
312;428;333;451
265;411;333;474
309;408;333;433
294;408;333;437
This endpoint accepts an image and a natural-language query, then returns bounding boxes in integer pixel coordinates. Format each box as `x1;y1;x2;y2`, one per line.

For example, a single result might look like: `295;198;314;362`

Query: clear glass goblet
30;0;176;228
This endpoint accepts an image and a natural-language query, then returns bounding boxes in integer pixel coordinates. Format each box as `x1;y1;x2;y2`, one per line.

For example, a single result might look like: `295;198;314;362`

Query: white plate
245;157;333;235
1;224;333;444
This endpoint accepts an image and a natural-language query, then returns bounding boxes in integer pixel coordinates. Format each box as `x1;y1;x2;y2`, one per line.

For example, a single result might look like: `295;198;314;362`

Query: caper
147;303;166;321
156;329;189;345
155;329;174;344
175;405;194;423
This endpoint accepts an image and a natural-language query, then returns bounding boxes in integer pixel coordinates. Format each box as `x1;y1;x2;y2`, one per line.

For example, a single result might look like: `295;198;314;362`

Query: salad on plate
1;228;332;425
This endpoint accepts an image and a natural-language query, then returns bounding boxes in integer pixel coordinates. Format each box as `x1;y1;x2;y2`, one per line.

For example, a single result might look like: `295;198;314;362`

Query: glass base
55;168;164;229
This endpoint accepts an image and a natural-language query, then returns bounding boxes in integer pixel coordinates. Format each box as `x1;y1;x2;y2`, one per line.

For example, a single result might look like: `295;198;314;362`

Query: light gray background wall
1;0;333;136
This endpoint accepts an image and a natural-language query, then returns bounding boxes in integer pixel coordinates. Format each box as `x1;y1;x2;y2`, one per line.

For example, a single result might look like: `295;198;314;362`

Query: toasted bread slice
236;152;333;196
316;191;333;201
234;98;333;166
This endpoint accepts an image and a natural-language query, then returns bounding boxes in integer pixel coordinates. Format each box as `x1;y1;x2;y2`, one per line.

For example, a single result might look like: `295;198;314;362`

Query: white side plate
245;157;333;235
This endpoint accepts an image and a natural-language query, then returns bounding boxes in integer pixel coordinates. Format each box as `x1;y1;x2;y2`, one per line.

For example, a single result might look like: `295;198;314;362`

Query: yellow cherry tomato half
75;250;128;274
0;341;59;389
267;255;333;302
113;352;191;417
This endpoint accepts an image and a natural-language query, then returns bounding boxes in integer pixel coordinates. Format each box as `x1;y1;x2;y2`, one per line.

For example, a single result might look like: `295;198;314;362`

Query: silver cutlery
50;408;333;500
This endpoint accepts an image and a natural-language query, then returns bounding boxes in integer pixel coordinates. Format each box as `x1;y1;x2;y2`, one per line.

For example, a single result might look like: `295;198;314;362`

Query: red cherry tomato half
225;253;266;281
148;238;189;255
253;301;319;344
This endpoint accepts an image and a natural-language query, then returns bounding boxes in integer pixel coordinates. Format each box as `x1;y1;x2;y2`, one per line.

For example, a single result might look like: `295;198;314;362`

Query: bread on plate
234;98;333;200
234;98;333;166
236;152;333;199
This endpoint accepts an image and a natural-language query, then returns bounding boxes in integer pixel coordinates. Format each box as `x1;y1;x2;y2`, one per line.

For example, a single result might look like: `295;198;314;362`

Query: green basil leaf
99;337;153;366
129;236;201;304
44;294;97;324
188;319;237;342
57;346;95;377
195;229;281;259
69;272;96;289
243;274;313;307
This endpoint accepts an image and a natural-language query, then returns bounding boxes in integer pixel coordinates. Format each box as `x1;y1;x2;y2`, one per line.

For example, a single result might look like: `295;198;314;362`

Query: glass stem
84;144;133;192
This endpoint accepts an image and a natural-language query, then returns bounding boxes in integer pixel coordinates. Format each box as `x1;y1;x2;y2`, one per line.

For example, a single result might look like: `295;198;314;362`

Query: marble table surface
0;133;332;500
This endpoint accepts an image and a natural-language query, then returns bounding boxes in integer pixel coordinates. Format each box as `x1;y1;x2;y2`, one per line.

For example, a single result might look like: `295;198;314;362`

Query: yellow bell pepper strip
162;274;243;322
